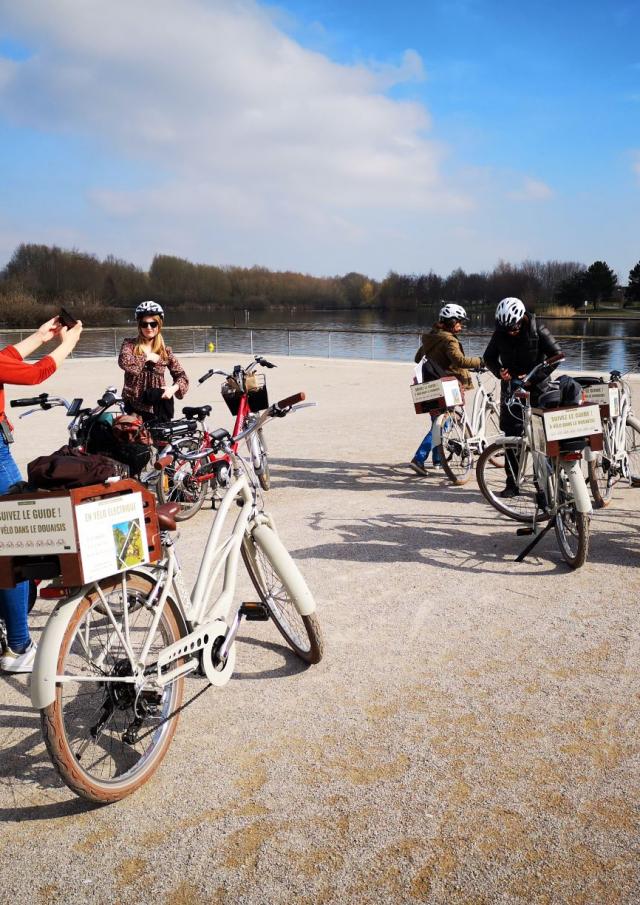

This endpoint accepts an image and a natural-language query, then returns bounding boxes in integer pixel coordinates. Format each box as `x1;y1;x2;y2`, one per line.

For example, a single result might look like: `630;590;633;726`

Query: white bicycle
431;368;502;485
575;366;640;507
31;392;323;803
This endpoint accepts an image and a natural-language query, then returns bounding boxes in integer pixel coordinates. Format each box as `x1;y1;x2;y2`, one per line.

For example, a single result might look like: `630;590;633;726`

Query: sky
0;0;638;281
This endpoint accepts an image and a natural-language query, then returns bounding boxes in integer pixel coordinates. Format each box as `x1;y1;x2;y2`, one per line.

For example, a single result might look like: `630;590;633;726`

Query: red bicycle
156;356;276;519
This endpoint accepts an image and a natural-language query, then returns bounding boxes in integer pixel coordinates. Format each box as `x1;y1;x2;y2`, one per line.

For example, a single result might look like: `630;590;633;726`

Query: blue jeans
0;440;30;651
414;426;442;466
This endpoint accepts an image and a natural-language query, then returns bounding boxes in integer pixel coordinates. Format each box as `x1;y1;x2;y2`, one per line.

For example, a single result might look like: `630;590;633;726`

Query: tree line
1;243;639;327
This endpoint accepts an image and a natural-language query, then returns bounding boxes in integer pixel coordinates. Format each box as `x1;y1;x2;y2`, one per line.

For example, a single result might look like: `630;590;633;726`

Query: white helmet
135;300;164;319
495;297;525;328
439;303;468;322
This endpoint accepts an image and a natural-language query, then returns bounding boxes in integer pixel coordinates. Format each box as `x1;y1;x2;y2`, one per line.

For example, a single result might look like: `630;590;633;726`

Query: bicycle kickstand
514;516;557;563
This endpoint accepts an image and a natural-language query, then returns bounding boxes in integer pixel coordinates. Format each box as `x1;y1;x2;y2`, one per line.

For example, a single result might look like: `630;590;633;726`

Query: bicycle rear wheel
242;526;323;664
435;410;474;485
157;438;208;520
625;416;640;484
588;451;617;508
476;438;540;523
41;575;184;804
553;470;589;568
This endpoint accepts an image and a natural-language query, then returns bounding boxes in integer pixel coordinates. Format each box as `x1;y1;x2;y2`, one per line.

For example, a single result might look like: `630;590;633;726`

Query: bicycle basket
221;379;243;415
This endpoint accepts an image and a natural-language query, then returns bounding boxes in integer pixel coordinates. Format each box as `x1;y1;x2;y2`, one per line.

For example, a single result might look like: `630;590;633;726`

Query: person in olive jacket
483;296;561;496
410;303;481;475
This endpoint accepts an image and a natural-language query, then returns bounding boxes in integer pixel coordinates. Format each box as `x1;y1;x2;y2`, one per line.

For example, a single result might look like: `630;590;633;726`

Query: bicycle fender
31;590;87;710
251;524;316;616
564;460;593;514
431;415;443;446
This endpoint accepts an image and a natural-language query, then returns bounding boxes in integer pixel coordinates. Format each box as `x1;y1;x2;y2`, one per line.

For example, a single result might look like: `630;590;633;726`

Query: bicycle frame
31;395;311;708
431;371;500;452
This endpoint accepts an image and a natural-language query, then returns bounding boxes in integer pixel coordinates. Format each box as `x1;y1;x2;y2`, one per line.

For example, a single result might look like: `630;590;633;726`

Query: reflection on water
21;305;640;374
202;308;640;374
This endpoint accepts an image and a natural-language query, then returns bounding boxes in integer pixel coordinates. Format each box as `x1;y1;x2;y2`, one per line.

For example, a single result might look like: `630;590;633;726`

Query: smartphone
58;306;78;329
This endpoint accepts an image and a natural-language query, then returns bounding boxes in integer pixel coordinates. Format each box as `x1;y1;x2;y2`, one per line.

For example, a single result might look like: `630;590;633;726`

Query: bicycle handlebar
10;393;50;408
275;392;305;408
198;358;277;385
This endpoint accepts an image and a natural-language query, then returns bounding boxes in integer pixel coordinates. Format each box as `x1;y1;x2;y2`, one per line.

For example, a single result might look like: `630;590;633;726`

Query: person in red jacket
0;316;83;673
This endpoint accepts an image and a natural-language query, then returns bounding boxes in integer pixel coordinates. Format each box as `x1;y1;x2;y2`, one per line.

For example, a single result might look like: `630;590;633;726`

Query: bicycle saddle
182;405;212;420
156;503;180;531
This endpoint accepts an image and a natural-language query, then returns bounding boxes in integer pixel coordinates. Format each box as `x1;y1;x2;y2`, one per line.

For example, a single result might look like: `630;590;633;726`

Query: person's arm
164;350;189;399
1;321;82;384
445;339;482;371
118;339;146;376
538;324;562;360
12;317;62;359
47;322;83;368
482;333;501;378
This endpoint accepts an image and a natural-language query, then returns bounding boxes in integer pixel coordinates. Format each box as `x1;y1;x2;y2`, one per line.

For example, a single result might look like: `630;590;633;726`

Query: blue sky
0;0;638;281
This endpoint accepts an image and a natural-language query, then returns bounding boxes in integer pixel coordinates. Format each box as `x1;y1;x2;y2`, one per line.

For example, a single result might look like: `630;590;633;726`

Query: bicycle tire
476;438;540;523
625;415;640;484
435;410;474;485
255;428;271;491
587;453;616;508
41;575;184;804
553;470;590;568
242;526;323;664
157;437;208;520
484;405;504;467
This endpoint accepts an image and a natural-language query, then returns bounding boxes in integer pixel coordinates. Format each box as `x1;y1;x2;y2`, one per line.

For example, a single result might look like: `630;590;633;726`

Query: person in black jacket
483;297;561;496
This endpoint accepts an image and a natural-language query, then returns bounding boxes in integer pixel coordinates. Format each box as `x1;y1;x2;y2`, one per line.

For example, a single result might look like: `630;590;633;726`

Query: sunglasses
140;320;160;329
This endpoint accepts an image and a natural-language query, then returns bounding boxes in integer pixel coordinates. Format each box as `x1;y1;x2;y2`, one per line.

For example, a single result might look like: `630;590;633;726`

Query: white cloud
507;177;554;202
0;2;467;235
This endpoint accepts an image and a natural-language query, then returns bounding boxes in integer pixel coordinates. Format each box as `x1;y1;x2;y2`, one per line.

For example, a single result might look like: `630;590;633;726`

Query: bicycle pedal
240;601;271;621
516;527;534;536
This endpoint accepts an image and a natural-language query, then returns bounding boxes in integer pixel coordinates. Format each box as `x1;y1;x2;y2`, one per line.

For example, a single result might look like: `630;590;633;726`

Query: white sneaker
1;640;37;674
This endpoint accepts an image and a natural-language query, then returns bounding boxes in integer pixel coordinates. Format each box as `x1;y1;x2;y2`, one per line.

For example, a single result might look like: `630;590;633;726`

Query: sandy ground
1;352;639;905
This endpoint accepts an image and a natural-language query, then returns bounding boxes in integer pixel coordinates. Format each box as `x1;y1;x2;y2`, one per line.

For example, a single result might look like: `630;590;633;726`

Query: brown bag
112;414;153;446
27;445;128;490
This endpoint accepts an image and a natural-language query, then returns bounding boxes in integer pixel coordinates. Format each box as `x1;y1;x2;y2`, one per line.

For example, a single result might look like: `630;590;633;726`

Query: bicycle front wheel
476;438;539;523
625;415;640;484
41;575;184;804
242;526;323;664
435;410;474;485
553;470;590;568
157;438;208;520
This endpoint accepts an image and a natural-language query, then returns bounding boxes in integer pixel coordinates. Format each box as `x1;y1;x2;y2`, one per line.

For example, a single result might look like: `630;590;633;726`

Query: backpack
27;446;128;490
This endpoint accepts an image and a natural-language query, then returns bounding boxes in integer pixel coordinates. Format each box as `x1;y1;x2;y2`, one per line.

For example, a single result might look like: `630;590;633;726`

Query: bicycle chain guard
201;618;236;686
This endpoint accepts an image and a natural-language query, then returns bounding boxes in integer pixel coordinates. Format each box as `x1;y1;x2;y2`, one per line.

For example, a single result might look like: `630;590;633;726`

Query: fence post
287;331;291;356
192;329;196;353
250;329;254;355
215;328;218;353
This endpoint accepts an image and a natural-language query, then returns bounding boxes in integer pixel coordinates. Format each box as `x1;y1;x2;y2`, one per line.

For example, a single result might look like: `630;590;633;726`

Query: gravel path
1;354;639;904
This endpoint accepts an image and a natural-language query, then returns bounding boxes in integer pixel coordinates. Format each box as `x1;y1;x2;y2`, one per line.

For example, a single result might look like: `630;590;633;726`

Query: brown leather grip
276;392;305;408
154;455;173;470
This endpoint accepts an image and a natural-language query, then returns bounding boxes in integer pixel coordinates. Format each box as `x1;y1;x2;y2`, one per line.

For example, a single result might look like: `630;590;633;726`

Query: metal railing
1;325;639;370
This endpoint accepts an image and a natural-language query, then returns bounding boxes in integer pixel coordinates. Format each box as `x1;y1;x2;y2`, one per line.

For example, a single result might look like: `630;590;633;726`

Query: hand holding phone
58;307;78;329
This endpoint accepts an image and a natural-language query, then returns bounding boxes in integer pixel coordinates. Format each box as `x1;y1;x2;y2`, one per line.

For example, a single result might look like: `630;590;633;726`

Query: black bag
421;356;448;383
538;375;583;410
27;445;128;490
